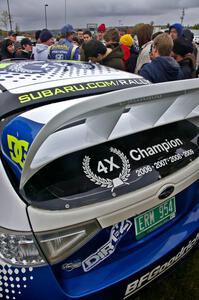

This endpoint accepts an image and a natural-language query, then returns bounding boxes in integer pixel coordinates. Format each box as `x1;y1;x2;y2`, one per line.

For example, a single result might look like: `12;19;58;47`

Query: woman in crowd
1;39;16;60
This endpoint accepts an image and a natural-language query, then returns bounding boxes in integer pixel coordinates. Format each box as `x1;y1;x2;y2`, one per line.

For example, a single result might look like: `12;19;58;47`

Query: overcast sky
1;0;199;31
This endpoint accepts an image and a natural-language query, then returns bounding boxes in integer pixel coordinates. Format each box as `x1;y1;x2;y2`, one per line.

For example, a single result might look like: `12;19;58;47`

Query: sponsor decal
18;78;149;104
0;61;94;75
129;138;183;161
62;260;82;272
82;139;185;194
82;220;132;272
7;134;30;168
124;232;199;299
82;147;131;195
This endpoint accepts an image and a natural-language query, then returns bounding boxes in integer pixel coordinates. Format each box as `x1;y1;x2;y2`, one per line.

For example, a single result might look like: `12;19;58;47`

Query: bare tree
0;11;10;30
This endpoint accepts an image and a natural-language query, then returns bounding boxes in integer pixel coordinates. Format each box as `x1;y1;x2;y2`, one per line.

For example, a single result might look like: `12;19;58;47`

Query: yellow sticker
7;135;30;168
0;63;12;69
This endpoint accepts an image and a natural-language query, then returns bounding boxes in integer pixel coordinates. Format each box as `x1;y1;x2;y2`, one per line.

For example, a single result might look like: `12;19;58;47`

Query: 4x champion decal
82;147;131;195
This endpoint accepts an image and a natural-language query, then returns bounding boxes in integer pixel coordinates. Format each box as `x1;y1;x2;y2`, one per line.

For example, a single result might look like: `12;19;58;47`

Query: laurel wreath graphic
82;147;131;190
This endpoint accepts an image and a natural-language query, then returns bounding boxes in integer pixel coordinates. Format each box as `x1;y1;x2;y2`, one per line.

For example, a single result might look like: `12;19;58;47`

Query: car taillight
0;228;46;266
35;220;100;264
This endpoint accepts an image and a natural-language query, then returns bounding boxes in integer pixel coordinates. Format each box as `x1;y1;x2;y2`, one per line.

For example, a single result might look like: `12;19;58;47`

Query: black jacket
16;50;32;60
178;54;196;79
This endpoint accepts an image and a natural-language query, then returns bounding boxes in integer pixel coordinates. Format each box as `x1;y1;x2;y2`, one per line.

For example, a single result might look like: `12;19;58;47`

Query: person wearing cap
97;24;106;45
16;38;33;59
49;24;79;60
172;37;196;79
34;29;54;61
120;34;138;73
59;24;76;48
120;34;133;61
169;23;184;40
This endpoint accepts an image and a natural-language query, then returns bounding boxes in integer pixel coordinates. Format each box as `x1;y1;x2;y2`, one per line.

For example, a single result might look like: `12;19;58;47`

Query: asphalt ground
129;246;199;300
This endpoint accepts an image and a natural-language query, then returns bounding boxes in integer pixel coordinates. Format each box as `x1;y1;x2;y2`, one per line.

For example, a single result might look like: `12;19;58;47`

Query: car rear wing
20;79;199;190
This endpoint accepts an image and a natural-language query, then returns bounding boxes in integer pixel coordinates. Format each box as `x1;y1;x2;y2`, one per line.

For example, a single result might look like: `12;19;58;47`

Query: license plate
134;197;176;240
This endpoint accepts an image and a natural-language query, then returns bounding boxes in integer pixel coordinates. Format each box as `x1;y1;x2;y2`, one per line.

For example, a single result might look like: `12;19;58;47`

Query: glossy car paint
0;61;198;300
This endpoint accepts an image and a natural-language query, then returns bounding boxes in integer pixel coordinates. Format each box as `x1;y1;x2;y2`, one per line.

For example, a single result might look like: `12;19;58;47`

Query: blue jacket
49;44;79;60
49;38;79;60
140;56;183;83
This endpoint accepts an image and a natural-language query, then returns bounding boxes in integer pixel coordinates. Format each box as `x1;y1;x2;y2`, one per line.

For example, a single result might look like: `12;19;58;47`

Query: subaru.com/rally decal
17;78;149;104
82;220;132;272
0;61;150;119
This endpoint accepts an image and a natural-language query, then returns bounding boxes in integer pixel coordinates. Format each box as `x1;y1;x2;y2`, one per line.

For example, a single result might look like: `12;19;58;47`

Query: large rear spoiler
20;79;199;189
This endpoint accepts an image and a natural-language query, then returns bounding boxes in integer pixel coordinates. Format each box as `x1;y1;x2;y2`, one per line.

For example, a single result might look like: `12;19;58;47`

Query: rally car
0;60;199;300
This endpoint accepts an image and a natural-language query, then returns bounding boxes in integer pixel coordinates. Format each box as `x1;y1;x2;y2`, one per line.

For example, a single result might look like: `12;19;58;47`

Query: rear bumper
0;201;199;300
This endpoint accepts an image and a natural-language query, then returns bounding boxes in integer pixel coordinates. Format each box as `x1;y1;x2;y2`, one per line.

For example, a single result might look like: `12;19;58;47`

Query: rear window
23;120;199;210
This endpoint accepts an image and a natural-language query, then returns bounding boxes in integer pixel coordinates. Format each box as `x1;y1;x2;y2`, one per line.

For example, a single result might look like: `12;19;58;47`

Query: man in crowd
77;29;84;44
59;24;76;47
83;39;125;70
83;31;93;43
34;29;54;60
49;24;79;60
169;23;184;40
80;31;93;61
172;37;196;79
7;30;19;51
96;23;106;44
140;33;183;83
104;28;120;48
16;38;33;59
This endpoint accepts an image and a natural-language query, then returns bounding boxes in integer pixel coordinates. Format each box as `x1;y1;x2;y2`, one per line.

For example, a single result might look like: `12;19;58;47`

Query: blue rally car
0;60;198;300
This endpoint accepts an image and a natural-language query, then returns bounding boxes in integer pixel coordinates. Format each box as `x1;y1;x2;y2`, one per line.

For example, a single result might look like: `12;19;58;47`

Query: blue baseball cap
61;24;76;34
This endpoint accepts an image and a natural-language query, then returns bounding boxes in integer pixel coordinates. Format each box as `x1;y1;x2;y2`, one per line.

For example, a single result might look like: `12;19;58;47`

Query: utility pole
180;8;185;25
44;3;48;28
65;0;66;24
6;0;12;31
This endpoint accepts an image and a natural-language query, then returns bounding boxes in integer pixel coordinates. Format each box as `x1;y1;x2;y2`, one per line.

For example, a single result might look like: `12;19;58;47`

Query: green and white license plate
134;197;176;240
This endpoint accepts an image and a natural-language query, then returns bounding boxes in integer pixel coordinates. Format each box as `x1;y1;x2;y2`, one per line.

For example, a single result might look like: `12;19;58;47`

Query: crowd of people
0;22;198;83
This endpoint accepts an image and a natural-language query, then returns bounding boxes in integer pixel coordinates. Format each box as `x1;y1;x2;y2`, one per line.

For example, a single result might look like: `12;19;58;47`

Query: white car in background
193;35;199;44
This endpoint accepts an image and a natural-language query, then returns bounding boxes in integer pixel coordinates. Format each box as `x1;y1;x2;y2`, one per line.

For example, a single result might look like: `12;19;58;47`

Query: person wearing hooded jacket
169;23;184;40
173;37;196;79
140;33;183;83
34;29;54;61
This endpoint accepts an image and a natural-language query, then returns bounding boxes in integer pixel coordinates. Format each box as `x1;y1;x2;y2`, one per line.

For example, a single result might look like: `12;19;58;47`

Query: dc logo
82;147;131;195
7;135;29;168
